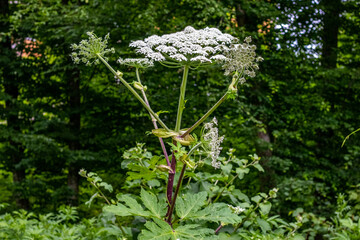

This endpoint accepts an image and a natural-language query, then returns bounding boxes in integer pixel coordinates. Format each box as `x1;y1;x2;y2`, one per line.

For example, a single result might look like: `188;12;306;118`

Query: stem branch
181;92;228;137
97;54;170;132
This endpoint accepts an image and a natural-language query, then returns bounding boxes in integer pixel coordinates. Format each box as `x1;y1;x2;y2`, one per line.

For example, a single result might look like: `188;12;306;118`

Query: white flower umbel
129;26;236;67
223;36;263;78
71;32;115;66
202;117;224;169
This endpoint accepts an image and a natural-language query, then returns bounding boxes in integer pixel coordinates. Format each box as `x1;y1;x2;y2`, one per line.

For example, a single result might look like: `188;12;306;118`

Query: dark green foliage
0;0;359;239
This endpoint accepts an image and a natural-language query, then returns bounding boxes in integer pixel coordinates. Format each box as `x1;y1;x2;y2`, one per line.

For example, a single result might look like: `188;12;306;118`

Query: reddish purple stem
215;224;223;235
140;88;170;167
165;152;176;217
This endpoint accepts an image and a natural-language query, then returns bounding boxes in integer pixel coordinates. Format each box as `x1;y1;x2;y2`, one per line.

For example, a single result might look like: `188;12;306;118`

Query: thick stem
165;65;189;218
181;92;228;138
166;152;176;217
97;54;170;132
167;163;187;224
175;65;190;132
136;68;170;167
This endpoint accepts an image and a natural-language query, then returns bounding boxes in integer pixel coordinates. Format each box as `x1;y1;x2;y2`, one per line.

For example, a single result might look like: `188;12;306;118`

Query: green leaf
259;201;272;215
190;203;242;224
256;217;271;233
251;195;262;204
138;218;213;240
176;192;207;219
103;194;151;217
253;163;264;172
99;182;113;192
141;188;165;219
147;179;161;187
152;128;178;138
85;192;98;208
236;167;250;180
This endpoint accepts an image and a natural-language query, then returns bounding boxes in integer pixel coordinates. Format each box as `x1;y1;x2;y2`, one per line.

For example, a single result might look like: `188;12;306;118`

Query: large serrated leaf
103;194;151;218
141;188;165;219
138;218;213;240
175;192;207;220
190;203;242;225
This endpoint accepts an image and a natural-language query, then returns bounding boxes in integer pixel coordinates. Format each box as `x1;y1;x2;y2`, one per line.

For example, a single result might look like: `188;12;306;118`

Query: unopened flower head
129;26;236;66
71;32;115;66
118;58;154;68
223;36;263;78
202;117;224;169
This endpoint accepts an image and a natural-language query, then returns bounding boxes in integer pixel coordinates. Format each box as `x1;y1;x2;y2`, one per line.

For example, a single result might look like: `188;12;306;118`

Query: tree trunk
321;0;341;69
1;0;30;209
257;130;275;192
235;3;246;27
66;68;81;206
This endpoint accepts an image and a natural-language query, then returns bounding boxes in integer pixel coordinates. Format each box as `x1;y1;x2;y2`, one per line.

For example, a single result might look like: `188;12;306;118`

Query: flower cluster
202;117;224;169
129;26;236;66
70;32;115;66
117;58;154;69
228;205;245;214
223;36;263;78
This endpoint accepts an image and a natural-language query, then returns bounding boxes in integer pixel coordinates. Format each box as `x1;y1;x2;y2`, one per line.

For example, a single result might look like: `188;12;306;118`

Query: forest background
0;0;359;239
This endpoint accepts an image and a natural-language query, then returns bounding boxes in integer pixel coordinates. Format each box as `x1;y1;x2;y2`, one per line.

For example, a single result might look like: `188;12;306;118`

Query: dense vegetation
0;0;359;239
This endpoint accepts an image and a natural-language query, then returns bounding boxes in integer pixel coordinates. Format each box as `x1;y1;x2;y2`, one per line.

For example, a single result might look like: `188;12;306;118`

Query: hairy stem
165;151;176;217
91;182;111;205
96;54;170;132
135;68;170;167
167;163;187;224
175;65;190;132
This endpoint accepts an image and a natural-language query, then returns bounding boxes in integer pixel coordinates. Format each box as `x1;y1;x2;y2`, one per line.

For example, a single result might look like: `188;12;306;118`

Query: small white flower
117;58;154;68
170;54;187;62
202;117;224;169
210;55;227;61
190;56;211;63
228;205;245;214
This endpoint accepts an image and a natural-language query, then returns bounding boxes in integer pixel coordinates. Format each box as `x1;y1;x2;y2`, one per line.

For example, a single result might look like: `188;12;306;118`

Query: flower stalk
175;65;190;132
96;54;170;132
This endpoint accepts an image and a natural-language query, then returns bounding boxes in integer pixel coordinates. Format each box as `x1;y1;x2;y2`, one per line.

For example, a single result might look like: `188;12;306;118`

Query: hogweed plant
71;27;303;239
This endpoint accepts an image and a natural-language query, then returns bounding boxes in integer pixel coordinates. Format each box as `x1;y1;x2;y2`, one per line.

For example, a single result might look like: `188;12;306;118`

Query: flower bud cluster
203;117;224;169
223;36;263;78
129;26;235;65
70;32;115;66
